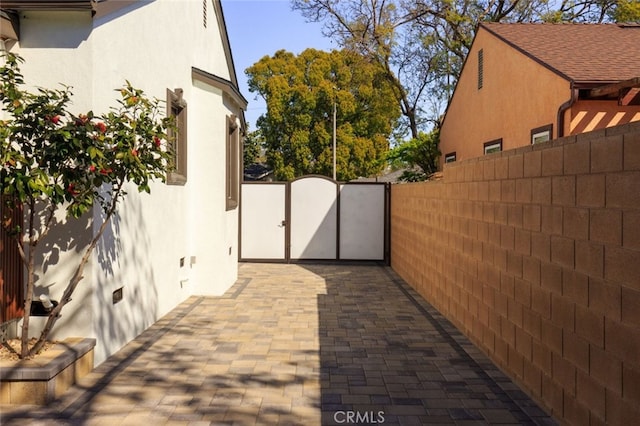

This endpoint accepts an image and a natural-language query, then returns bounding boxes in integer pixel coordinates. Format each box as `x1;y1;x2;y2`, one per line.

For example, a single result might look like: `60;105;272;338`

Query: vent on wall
203;0;207;28
113;287;123;305
478;49;484;89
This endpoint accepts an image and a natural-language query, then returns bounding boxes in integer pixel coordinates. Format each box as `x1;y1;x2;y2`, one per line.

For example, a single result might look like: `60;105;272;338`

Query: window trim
166;88;188;186
226;114;240;211
444;152;457;163
531;124;553;145
484;138;502;155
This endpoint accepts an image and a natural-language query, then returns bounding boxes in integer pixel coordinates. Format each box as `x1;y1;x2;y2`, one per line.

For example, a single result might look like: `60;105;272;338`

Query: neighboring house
439;23;640;167
0;0;247;365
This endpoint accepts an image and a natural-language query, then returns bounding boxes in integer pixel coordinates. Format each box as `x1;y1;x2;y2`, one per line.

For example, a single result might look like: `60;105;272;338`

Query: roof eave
192;67;248;111
0;1;95;12
0;11;19;40
585;76;640;101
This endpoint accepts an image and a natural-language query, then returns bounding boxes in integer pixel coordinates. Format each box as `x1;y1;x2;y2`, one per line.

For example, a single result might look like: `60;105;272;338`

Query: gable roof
480;22;640;84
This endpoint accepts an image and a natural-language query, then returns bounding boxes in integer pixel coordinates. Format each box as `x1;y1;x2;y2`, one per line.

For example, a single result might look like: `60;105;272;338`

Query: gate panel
339;184;386;260
240;183;286;260
239;176;388;263
290;177;337;259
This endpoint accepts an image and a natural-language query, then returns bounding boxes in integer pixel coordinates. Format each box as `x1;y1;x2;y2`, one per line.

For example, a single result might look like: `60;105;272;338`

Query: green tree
0;53;173;359
610;0;640;22
246;48;400;181
387;129;440;181
293;0;438;138
243;127;264;167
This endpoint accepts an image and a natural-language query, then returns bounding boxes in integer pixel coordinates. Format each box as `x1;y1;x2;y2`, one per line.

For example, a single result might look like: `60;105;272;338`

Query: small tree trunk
19;248;35;358
20;201;37;359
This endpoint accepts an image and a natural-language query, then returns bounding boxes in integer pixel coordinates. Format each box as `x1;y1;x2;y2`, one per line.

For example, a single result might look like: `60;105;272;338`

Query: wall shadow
0;286;321;424
305;264;555;425
93;192;159;364
27;204;93;335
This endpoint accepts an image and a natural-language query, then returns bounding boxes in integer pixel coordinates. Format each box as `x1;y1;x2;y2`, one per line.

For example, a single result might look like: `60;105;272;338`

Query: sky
221;0;336;129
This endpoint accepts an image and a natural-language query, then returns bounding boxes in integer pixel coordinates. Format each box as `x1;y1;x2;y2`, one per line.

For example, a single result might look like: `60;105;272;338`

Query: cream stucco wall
7;0;242;365
439;27;571;166
189;82;240;296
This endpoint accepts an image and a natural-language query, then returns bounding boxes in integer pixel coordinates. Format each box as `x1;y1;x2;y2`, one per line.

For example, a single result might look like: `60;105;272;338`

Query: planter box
0;337;95;405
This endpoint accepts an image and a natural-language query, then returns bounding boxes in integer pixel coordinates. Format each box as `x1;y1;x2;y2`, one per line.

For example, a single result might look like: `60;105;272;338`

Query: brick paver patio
0;263;556;425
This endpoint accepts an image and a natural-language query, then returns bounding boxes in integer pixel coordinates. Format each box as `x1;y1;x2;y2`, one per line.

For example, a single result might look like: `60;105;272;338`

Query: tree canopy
246;48;400;181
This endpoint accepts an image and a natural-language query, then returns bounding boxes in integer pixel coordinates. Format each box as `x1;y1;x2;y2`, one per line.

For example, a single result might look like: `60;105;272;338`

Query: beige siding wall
391;121;640;425
440;28;570;166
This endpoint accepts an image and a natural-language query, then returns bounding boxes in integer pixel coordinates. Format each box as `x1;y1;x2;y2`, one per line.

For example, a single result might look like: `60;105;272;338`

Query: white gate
240;183;287;260
240;176;388;262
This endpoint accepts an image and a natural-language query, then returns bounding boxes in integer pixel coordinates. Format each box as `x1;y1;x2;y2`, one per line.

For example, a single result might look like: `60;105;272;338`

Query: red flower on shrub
95;122;107;133
67;183;79;196
154;136;161;148
75;114;88;126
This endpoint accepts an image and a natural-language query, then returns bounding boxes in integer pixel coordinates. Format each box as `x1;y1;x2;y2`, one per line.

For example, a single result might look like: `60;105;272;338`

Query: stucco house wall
2;0;245;365
439;27;570;166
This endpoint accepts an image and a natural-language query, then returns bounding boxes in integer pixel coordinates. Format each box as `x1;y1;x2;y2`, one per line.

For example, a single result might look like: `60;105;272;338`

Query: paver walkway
1;263;556;425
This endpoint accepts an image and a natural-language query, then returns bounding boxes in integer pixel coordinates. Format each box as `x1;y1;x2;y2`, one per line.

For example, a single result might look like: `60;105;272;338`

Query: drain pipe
557;82;578;138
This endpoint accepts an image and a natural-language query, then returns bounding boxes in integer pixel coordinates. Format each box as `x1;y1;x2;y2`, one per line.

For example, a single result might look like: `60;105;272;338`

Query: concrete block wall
390;121;640;425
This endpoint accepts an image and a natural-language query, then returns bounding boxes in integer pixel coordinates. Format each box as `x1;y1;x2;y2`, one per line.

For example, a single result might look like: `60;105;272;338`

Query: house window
484;138;502;155
478;49;484;89
226;115;240;210
531;124;552;144
444;152;457;163
166;88;187;185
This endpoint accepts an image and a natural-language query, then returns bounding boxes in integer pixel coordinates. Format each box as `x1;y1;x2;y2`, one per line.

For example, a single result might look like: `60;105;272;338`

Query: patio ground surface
0;263;557;425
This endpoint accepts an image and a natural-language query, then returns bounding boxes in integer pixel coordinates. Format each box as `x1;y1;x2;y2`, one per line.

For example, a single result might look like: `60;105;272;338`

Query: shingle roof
480;22;640;84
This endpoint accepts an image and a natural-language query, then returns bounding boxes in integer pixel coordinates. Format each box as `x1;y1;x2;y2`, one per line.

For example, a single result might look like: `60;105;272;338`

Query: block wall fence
390;121;640;425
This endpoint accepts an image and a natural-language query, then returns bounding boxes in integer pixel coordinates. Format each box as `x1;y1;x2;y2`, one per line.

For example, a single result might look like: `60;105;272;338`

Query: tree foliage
387;129;440;181
246;48;400;181
609;0;640;22
243;126;263;166
292;0;438;138
0;53;173;359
